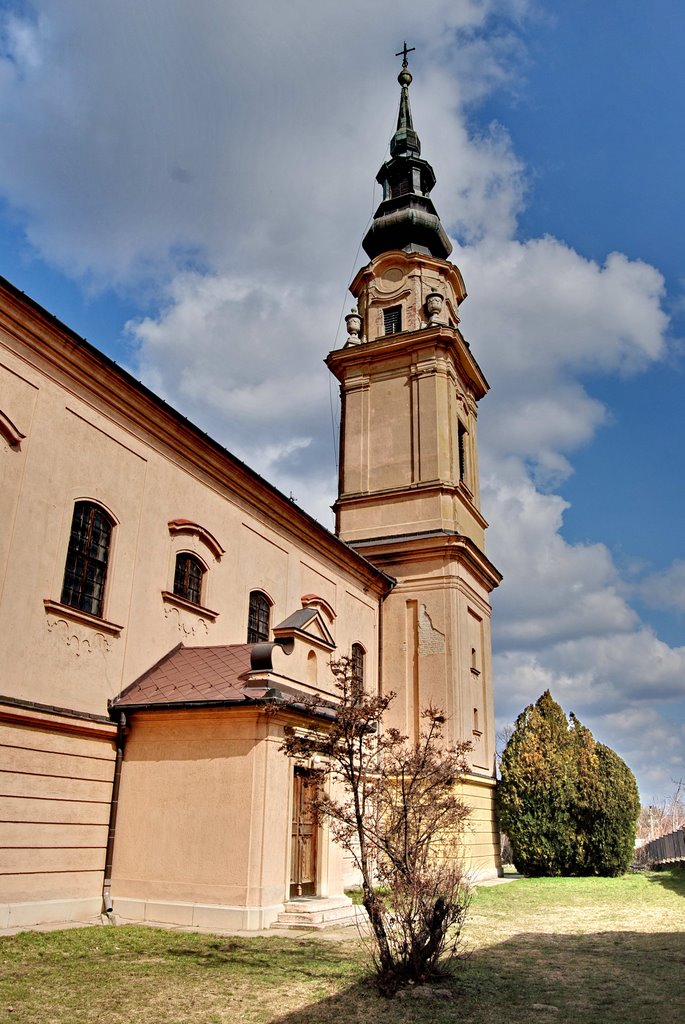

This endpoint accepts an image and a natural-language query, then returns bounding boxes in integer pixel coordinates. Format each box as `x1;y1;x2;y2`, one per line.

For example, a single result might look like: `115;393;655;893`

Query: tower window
390;178;410;198
350;643;365;695
173;553;205;606
61;501;114;618
383;305;402;335
471;647;479;672
247;590;271;643
458;421;468;484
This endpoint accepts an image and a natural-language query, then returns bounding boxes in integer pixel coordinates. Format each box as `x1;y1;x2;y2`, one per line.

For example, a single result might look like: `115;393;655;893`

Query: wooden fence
637;827;685;867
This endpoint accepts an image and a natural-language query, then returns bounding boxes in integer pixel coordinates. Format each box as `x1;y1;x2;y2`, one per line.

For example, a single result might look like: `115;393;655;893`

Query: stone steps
273;896;366;930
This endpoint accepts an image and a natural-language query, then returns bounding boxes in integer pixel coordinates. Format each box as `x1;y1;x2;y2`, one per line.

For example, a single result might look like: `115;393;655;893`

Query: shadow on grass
645;865;685;899
165;935;357;975
263;929;685;1024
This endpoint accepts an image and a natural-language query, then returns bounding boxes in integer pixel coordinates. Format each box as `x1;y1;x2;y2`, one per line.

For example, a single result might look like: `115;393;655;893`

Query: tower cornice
350;529;502;594
326;322;489;401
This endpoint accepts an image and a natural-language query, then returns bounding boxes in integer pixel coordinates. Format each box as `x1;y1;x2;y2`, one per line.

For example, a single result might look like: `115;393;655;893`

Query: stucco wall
110;708;350;930
0;289;386;927
0;706;116;928
0;345;381;717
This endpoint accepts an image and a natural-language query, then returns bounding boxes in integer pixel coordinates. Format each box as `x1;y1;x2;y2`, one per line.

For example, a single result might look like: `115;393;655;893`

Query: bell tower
326;51;502;877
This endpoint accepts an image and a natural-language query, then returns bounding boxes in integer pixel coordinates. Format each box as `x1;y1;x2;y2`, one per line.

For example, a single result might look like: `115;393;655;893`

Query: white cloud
458;239;667;477
638;560;685;613
0;0;528;285
597;707;685;801
494;634;685;799
127;270;341;523
485;470;637;649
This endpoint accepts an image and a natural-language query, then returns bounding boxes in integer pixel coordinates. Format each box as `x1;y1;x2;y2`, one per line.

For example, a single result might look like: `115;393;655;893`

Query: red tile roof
113;644;254;708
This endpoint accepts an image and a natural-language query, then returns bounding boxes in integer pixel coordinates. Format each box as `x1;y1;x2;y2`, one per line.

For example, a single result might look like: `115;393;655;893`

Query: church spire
391;46;420;158
362;47;452;262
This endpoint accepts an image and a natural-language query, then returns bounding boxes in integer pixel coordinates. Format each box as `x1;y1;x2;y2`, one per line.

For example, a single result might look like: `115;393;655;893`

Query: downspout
102;711;127;917
377;578;394;698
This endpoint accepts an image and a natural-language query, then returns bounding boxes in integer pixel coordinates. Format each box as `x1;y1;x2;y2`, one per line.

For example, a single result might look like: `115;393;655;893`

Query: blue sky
0;0;683;803
475;2;685;647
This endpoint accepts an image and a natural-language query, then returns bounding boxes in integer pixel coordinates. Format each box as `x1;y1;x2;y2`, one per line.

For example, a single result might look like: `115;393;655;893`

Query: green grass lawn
2;870;684;1023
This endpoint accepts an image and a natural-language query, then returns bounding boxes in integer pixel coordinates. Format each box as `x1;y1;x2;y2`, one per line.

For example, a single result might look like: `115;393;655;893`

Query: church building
0;59;502;931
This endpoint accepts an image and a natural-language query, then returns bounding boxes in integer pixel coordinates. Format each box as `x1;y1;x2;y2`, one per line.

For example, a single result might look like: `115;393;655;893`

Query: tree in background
584;743;640;875
638;781;684;843
280;658;472;996
496;691;579;875
498;690;639;877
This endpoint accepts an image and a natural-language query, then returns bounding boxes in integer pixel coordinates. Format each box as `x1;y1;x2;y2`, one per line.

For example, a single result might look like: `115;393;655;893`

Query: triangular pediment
272;607;336;650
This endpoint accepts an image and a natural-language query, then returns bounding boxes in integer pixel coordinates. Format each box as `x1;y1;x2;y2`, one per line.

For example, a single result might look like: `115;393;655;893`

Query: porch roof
112;643;254;709
111;643;336;721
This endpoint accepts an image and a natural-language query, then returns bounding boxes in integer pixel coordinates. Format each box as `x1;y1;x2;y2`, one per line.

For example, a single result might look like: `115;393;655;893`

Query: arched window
173;552;205;606
247;591;271;643
351;643;365;694
61;501;114;618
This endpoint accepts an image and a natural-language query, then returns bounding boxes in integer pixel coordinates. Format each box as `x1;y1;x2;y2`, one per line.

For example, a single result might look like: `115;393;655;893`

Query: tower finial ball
398;68;412;88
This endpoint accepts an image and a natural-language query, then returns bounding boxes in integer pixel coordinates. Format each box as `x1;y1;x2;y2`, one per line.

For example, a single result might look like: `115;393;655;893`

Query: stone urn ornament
425;289;444;326
344;307;363;345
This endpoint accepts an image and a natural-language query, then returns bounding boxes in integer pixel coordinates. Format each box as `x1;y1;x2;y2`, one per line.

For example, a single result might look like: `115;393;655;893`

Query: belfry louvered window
61;501;113;618
383;305;402;335
390;178;410;198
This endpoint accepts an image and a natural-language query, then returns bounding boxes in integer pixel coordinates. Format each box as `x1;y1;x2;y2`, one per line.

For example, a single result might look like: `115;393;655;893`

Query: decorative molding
43;599;123;637
162;601;211;638
374;265;405;293
0;409;26;447
371;285;412;304
161;590;218;620
300;594;336;622
45;615;114;657
168;519;225;559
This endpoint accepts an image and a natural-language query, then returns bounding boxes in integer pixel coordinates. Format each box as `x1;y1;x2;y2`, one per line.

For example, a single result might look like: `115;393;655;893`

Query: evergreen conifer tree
498;691;639;876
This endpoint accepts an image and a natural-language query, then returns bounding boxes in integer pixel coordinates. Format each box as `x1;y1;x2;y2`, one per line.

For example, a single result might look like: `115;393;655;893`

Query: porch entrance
290;768;319;898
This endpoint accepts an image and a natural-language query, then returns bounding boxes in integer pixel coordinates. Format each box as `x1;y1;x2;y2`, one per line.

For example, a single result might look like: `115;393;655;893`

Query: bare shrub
280;657;472;996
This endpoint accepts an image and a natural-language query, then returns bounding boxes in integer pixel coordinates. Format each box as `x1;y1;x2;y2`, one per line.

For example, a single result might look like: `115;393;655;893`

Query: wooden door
290;768;319;898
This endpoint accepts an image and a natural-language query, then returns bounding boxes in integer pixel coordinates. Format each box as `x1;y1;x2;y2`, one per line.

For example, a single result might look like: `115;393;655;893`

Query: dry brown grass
2;870;684;1023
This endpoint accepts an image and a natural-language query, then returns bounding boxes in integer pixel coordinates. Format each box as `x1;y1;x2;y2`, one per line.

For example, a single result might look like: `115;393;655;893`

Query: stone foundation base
1;896;103;930
111;896;285;931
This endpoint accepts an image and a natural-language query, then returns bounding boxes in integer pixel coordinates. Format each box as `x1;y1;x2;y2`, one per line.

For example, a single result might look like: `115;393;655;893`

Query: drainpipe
377;579;394;698
102;711;127;918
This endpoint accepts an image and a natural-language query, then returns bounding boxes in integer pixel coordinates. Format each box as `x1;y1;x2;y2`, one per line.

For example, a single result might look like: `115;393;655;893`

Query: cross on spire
395;41;415;68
